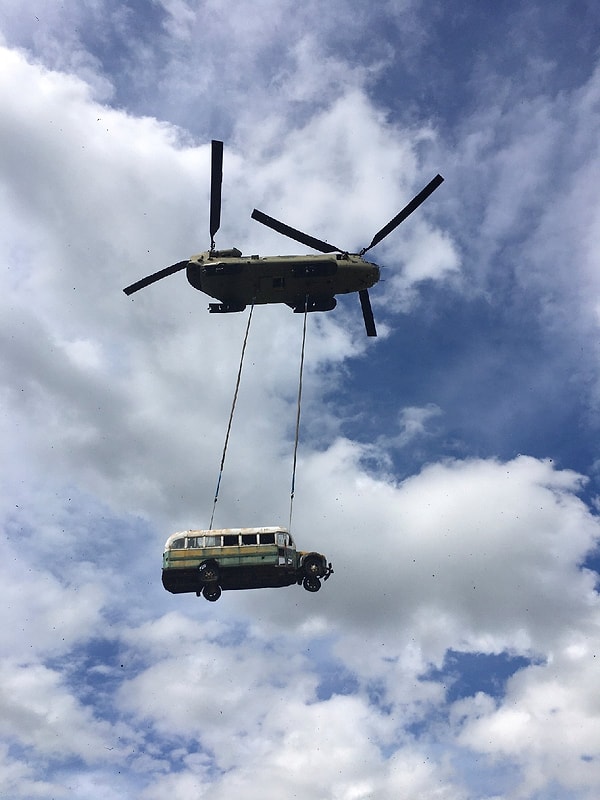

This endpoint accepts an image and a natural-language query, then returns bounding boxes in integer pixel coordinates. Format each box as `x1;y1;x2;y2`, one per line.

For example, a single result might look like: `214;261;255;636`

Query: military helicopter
123;141;444;336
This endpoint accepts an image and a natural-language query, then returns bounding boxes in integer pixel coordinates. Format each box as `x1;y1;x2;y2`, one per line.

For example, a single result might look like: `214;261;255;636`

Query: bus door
277;531;291;566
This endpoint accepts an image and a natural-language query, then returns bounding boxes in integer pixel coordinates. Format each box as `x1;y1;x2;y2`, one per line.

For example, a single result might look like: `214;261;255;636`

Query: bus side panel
162;545;298;594
162;563;300;593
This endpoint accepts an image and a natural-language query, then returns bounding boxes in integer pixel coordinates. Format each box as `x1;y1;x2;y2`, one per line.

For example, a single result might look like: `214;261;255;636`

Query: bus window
276;532;288;546
242;533;258;545
223;534;238;546
171;538;185;549
260;532;275;544
204;535;220;547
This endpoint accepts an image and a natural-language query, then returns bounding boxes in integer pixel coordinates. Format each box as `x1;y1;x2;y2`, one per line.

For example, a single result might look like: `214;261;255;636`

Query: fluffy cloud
1;5;600;798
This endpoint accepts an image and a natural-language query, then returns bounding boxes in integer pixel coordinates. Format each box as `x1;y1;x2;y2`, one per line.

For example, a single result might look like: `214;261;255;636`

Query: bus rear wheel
199;561;219;584
203;585;222;602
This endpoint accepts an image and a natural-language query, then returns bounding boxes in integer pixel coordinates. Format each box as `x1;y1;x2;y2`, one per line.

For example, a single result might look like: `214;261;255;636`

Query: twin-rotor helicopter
124;140;444;336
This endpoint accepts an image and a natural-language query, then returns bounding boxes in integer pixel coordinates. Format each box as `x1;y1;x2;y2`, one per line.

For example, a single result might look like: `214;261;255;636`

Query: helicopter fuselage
185;249;380;313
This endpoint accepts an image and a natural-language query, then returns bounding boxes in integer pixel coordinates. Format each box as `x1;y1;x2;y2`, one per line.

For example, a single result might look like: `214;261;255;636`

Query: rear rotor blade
209;140;223;248
251;208;341;254
123;260;190;296
361;174;444;255
359;289;377;337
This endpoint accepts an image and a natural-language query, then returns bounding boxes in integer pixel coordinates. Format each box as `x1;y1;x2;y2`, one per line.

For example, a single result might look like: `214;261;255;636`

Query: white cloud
454;640;600;795
0;661;115;759
1;7;600;798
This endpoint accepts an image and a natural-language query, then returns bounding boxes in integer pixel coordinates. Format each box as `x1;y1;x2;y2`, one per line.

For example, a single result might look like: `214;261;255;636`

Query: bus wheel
203;585;222;602
303;555;322;577
199;561;219;583
303;575;321;593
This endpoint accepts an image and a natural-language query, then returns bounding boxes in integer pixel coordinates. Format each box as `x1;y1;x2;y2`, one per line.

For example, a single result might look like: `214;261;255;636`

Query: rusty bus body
162;526;333;601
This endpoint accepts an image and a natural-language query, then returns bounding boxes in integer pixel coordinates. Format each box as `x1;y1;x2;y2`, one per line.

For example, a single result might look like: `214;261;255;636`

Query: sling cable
209;301;309;533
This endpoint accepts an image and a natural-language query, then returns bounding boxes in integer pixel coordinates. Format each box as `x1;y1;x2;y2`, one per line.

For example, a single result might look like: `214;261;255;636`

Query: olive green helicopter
123;141;444;336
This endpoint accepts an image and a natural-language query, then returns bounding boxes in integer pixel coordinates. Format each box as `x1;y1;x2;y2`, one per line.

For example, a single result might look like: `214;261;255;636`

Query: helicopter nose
365;260;380;285
186;260;203;292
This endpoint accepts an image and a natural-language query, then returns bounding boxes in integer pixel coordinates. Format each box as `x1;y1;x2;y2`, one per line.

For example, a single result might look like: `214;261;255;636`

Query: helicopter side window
260;532;275;544
292;263;337;278
241;533;258;545
202;262;243;277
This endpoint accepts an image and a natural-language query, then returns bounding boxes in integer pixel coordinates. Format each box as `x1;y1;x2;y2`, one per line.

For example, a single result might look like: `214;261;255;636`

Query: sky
1;1;600;798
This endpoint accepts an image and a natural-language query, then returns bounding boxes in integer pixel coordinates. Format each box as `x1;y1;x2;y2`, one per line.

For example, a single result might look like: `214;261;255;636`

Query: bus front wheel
303;575;321;593
303;555;322;577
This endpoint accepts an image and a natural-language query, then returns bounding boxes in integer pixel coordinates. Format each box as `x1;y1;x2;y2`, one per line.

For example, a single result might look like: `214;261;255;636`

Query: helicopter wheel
203;585;222;602
303;576;321;593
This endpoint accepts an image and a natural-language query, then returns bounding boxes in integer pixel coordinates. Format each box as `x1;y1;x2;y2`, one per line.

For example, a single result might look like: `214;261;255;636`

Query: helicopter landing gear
208;302;246;313
291;296;336;313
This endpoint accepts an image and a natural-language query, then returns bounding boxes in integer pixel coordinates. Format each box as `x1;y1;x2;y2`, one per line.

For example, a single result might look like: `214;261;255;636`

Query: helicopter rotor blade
251;208;341;254
123;260;190;296
209;140;223;249
359;289;377;337
360;174;444;256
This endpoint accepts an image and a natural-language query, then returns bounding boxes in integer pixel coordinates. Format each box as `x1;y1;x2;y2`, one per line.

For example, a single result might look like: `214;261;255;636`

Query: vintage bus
162;526;333;601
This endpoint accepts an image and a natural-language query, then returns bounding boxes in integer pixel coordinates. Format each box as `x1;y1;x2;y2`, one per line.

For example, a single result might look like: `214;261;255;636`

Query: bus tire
199;560;219;584
303;575;321;593
303;554;322;577
203;585;222;602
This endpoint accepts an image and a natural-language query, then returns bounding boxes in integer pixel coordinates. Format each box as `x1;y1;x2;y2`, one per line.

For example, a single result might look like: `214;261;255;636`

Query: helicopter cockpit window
260;532;275;545
242;533;258;545
223;534;238;546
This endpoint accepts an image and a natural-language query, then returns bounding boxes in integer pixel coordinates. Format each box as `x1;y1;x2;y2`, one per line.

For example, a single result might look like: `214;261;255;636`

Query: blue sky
1;1;600;798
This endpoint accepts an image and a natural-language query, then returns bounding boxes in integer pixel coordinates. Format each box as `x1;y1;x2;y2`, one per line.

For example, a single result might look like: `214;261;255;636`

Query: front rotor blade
251;208;341;254
361;174;444;255
359;289;377;337
209;140;223;245
123;260;189;295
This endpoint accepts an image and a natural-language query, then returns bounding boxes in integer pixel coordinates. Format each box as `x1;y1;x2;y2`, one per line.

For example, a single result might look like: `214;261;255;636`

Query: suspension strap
209;303;255;530
289;301;308;533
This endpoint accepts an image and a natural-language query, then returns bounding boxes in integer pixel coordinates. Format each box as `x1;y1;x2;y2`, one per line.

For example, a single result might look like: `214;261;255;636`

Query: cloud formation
1;3;600;798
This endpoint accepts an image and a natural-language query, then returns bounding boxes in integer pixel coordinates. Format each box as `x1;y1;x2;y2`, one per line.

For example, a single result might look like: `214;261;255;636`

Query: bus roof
164;526;289;548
